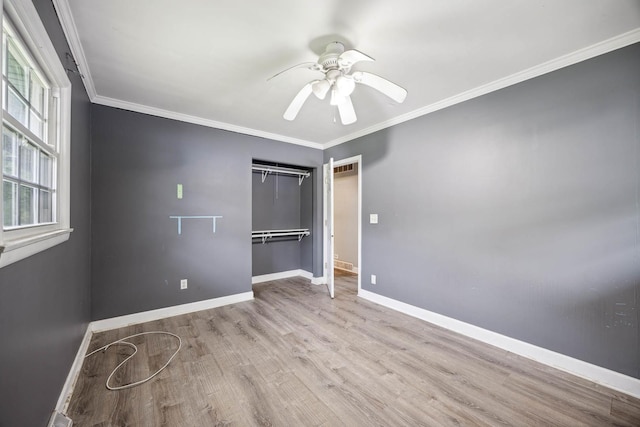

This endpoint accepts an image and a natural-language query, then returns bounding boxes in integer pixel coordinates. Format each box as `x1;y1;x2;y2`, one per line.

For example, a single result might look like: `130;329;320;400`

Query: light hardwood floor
67;273;640;426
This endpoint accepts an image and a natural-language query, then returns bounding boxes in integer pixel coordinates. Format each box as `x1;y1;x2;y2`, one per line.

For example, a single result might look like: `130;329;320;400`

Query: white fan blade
337;96;357;125
338;49;374;69
352;71;407;103
267;62;323;81
283;83;313;121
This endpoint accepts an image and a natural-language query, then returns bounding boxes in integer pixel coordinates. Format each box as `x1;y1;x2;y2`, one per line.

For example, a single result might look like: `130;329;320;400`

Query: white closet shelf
252;228;310;244
252;164;310;186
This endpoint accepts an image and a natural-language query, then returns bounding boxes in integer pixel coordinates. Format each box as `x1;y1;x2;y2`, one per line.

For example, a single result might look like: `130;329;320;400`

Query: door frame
323;154;362;295
323;158;334;298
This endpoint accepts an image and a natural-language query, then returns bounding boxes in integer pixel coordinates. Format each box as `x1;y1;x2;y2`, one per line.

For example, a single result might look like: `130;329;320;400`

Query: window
0;0;71;268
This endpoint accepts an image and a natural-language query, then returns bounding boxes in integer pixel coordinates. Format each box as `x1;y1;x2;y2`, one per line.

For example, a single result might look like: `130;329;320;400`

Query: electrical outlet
334;253;339;259
180;279;188;290
371;274;377;285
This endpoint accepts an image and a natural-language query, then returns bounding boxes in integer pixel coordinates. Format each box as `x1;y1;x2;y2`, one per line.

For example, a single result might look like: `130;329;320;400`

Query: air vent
334;163;355;175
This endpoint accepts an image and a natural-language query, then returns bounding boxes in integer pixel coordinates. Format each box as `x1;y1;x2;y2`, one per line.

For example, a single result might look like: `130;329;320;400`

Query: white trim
50;0;96;100
334;265;359;275
55;324;92;415
252;269;323;285
322;158;335;297
5;0;69;85
358;289;640;399
0;228;71;268
298;269;324;285
93;95;323;150
57;83;72;229
324;28;640;149
0;0;73;268
91;291;254;332
252;269;302;284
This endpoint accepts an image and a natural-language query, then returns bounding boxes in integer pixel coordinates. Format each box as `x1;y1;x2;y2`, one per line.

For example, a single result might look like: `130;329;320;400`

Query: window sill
0;227;73;268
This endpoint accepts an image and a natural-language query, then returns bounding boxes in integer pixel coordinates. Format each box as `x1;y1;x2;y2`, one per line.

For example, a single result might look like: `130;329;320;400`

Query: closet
251;160;314;277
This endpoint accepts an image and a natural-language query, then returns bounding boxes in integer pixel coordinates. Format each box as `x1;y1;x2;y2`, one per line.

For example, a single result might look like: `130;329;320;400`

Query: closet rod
252;228;310;244
252;164;310;185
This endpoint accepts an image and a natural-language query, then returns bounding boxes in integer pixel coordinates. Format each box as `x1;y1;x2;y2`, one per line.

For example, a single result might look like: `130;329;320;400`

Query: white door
323;158;335;298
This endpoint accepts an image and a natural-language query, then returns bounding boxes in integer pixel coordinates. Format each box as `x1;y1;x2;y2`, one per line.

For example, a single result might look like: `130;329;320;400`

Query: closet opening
251;159;314;280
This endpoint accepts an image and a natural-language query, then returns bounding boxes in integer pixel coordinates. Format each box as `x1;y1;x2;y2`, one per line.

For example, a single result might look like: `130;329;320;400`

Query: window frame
0;0;72;268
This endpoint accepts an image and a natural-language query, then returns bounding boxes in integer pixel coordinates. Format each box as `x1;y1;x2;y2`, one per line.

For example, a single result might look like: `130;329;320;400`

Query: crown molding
51;0;96;100
324;28;640;149
48;0;639;150
93;95;324;149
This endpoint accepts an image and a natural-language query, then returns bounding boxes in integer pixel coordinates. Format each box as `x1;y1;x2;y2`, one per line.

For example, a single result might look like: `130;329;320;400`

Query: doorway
323;155;362;298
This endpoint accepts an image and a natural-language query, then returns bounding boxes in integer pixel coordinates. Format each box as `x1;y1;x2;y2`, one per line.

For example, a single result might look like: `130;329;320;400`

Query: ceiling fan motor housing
318;42;345;70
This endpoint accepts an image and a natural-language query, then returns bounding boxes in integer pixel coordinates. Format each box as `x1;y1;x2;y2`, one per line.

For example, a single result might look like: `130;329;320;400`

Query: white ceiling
56;0;640;149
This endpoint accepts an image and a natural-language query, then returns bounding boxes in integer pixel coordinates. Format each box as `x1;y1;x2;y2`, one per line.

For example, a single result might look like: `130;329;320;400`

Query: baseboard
252;270;302;284
334;266;359;275
253;269;324;285
299;269;325;285
358;289;640;399
55;323;93;415
90;291;255;332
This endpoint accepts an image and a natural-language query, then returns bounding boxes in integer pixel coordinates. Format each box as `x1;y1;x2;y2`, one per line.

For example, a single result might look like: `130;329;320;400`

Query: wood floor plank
67;274;640;426
611;393;640;425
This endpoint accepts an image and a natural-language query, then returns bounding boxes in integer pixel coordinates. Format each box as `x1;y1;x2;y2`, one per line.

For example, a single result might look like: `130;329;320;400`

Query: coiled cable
85;331;182;390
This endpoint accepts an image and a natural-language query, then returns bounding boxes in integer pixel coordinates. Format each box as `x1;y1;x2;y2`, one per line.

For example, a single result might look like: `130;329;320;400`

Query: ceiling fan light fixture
311;79;330;100
335;75;355;97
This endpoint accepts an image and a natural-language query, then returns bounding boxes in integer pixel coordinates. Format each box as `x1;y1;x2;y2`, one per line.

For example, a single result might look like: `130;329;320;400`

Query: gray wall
91;106;323;320
326;43;640;378
252;166;314;276
0;1;92;426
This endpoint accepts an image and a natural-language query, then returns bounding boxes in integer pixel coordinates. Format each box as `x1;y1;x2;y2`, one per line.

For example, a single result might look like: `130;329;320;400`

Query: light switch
177;184;183;199
370;214;378;224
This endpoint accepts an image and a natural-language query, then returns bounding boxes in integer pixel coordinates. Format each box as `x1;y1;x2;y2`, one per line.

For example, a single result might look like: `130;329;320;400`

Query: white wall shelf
169;215;223;235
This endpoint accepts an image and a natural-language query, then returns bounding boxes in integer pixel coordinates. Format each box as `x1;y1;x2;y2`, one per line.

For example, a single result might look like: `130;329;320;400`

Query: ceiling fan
271;42;407;125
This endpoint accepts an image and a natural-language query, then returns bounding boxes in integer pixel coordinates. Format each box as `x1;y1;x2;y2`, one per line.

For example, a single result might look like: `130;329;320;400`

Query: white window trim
0;0;72;268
